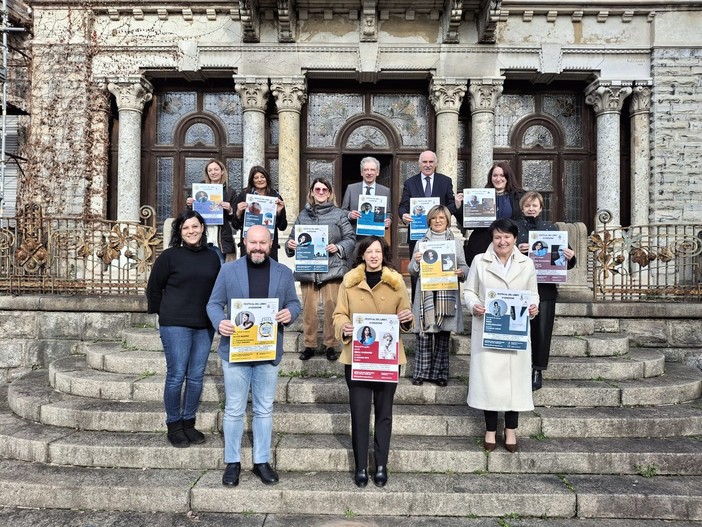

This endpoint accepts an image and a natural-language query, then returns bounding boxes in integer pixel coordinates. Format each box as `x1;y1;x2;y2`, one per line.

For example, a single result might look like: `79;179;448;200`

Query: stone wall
650;47;702;223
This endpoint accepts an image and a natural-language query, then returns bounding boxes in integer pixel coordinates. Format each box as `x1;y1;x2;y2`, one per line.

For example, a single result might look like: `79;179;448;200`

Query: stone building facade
17;1;702;244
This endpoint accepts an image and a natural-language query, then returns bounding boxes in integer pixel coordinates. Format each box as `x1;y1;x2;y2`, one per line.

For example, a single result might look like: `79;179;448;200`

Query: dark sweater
146;244;221;328
246;256;271;298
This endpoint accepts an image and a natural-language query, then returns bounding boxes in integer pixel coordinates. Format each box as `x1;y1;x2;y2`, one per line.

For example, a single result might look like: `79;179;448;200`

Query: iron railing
0;205;161;295
589;210;702;301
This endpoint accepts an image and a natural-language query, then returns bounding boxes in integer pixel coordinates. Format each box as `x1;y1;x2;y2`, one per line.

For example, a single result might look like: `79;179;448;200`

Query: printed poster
351;313;400;383
356;194;387;236
409;198;440;241
229;299;279;362
528;230;569;283
243;194;278;237
462;188;496;228
418;240;458;291
192;183;224;225
482;288;532;351
294;225;329;273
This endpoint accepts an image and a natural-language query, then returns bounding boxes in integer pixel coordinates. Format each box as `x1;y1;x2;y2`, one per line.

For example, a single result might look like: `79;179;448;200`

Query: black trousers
484;410;519;431
530;298;556;370
345;365;397;469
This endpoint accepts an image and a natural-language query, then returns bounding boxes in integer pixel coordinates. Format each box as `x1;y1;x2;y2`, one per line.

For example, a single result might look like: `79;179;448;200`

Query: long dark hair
353;235;395;270
486;162;523;193
169;210;207;248
244;165;275;196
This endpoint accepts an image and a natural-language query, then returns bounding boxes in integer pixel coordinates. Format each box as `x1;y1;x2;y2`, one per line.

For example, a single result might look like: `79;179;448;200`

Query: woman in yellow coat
333;236;414;489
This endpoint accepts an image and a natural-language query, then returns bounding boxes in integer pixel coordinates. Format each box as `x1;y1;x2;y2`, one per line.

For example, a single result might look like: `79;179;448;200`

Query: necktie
424;176;432;197
365;185;371;195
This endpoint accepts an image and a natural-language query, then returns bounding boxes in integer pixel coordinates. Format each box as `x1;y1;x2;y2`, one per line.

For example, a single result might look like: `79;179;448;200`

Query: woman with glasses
286;178;355;361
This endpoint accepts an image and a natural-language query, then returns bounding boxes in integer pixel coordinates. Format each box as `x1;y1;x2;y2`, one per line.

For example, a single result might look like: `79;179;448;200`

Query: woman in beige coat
333;236;413;488
464;218;539;453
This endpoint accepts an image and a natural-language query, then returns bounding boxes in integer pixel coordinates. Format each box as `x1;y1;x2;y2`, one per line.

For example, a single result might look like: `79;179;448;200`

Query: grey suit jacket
340;181;393;226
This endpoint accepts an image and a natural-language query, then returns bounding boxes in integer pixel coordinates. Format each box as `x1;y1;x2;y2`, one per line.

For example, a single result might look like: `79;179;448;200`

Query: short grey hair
359;156;380;173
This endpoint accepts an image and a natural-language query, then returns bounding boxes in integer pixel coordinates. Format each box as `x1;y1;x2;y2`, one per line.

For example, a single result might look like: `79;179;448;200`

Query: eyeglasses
313;187;330;194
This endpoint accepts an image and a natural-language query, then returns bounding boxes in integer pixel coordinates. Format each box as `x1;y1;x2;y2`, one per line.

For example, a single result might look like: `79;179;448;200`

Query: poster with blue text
409;198;439;240
243;194;278;237
294;225;329;273
192;183;224;225
482;288;533;351
356;194;387;236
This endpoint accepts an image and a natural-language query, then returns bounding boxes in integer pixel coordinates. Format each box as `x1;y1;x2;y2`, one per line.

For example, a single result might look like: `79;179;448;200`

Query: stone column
468;78;504;187
429;78;466;191
630;84;651;226
107;77;153;221
270;77;307;219
585;80;632;227
234;77;270;172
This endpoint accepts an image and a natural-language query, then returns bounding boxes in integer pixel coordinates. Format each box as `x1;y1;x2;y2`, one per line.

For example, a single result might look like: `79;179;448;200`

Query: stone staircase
1;315;702;523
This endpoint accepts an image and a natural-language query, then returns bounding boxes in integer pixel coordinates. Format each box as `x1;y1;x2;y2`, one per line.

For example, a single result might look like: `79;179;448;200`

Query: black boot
166;420;189;448
373;465;388;487
353;467;368;488
182;418;206;445
532;369;543;391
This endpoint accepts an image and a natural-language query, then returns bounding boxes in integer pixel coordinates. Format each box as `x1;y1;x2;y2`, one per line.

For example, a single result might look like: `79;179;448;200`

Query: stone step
2;511;702;527
48;355;700;408
9;371;702;437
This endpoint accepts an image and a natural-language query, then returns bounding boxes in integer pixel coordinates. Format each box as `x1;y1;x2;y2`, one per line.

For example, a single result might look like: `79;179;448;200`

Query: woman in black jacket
231;165;287;261
516;191;576;391
460;162;523;267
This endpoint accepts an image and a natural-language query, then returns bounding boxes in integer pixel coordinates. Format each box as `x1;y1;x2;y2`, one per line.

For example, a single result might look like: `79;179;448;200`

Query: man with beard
207;225;301;487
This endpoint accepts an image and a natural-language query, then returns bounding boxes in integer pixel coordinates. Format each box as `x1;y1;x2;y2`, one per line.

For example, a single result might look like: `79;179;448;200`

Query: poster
482;288;533;351
356;194;387;236
294;225;329;273
409;197;440;240
243;194;278;237
229;298;279;362
192;183;224;225
418;240;458;291
351;313;400;383
462;188;496;228
528;230;569;283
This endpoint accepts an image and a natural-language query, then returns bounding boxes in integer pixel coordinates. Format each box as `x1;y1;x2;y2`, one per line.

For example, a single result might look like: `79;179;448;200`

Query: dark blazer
341;181;393;228
206;257;301;365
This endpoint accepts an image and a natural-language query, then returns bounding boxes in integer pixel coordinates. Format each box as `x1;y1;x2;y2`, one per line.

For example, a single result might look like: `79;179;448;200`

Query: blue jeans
160;326;214;423
221;359;279;464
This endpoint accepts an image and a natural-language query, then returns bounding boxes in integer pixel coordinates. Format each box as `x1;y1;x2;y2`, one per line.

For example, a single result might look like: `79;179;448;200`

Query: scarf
419;229;457;332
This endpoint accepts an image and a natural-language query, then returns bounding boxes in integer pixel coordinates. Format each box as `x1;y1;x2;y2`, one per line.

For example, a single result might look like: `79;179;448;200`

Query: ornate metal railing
589;210;702;301
0;205;162;295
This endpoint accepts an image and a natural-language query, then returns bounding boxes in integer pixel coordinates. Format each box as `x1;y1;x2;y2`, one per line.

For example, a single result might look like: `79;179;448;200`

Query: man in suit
207;225;301;488
398;150;458;299
341;156;392;239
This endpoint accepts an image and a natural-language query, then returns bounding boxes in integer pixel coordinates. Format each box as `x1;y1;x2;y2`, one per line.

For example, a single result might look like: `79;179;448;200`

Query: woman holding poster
464;218;539;453
408;205;468;387
515;191;576;391
333;236;413;488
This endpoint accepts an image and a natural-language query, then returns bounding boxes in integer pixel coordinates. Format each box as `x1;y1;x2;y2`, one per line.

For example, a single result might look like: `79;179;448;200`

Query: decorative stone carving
630;84;651;116
277;0;295;42
477;0;501;43
270;77;307;113
468;78;504;114
107;78;154;113
585;81;633;115
444;0;464;44
429;78;467;115
240;0;260;43
235;77;270;112
361;0;377;42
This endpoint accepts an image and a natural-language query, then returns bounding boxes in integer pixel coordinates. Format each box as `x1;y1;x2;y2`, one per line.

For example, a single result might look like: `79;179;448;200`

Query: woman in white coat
464;218;539;453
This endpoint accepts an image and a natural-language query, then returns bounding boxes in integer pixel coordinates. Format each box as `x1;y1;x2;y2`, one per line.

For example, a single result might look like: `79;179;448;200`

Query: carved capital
429;78;467;115
271;77;307;112
107;77;153;113
585;81;633;115
630;85;651;116
468;78;504;114
235;77;270;112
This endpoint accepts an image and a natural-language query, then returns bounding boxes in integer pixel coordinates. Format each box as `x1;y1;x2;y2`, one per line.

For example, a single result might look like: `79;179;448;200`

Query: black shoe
299;347;314;361
326;347;339;361
354;467;368;488
532;369;543;391
252;462;279;485
166;420;189;448
222;462;240;486
412;378;423;386
435;378;448;387
182;418;206;445
373;465;388;487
